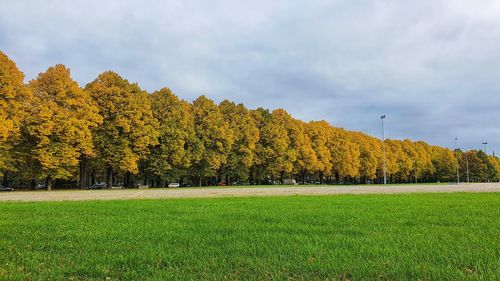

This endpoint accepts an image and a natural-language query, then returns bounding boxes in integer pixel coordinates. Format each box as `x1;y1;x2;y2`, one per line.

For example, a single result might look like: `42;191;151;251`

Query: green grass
0;193;499;280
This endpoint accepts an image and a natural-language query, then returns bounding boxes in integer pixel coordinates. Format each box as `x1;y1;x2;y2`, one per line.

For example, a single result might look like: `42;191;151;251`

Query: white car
168;182;180;188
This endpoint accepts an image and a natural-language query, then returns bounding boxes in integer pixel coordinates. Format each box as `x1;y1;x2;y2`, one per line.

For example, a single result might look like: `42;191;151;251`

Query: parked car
132;183;149;189
35;184;46;190
168;182;180;188
0;185;14;192
283;179;297;185
180;183;191;187
218;182;226;186
87;182;106;189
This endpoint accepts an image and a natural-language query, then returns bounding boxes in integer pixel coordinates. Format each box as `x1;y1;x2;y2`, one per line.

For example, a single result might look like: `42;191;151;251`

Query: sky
1;0;499;154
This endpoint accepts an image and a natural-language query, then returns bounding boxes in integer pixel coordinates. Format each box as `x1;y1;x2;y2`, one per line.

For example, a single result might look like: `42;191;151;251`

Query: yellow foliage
25;64;101;179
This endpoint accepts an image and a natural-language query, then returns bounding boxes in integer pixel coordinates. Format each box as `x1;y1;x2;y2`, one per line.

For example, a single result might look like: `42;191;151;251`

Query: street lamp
381;115;387;185
482;142;489;182
455;138;460;184
482;142;488;154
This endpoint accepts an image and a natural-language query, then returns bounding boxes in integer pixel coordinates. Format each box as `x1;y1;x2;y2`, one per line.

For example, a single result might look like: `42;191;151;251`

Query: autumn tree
25;65;101;190
0;52;32;184
306;121;333;183
265;109;297;183
249;108;295;184
146;87;201;186
489;155;500;181
413;141;435;182
85;71;158;188
291;119;318;183
3;53;497;188
400;139;418;182
352;132;381;183
219;100;259;184
477;150;496;182
191;95;233;186
431;146;457;182
329;128;360;183
461;150;485;182
249;108;273;183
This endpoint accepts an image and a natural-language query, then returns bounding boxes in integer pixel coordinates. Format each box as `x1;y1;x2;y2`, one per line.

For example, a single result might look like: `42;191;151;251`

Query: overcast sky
1;0;499;153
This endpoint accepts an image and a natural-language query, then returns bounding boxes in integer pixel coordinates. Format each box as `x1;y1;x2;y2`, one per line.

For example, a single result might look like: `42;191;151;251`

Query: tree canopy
1;51;499;188
85;71;158;187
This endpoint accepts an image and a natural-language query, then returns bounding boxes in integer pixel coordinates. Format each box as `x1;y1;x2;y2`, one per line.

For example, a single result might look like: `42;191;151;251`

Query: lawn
0;193;498;280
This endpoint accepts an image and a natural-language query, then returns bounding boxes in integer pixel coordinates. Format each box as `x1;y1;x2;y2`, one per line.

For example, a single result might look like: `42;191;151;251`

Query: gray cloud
1;0;499;153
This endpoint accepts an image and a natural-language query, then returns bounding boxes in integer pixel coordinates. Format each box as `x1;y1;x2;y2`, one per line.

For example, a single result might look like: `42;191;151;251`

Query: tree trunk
46;176;52;191
78;156;87;189
156;175;161;188
124;172;131;188
2;172;8;187
106;167;113;189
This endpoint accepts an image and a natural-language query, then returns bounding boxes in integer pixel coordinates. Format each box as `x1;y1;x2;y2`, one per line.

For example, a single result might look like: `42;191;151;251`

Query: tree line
1;51;499;189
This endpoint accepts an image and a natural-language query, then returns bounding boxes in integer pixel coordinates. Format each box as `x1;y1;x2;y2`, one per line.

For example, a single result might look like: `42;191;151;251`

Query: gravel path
1;183;499;202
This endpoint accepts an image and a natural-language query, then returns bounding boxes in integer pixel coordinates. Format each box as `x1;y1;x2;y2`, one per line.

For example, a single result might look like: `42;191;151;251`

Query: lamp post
455;138;460;184
381;115;387;185
482;142;489;182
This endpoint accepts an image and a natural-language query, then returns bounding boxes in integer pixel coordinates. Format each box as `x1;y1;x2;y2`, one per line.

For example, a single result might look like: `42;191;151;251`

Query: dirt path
1;183;499;202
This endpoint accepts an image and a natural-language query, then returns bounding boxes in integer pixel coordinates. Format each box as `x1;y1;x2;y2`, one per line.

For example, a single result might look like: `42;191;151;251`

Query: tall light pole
455;138;460;184
381;115;387;185
482;142;489;182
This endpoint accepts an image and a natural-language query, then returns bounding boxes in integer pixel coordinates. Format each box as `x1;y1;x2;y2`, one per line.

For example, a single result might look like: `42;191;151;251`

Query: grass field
0;193;499;280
